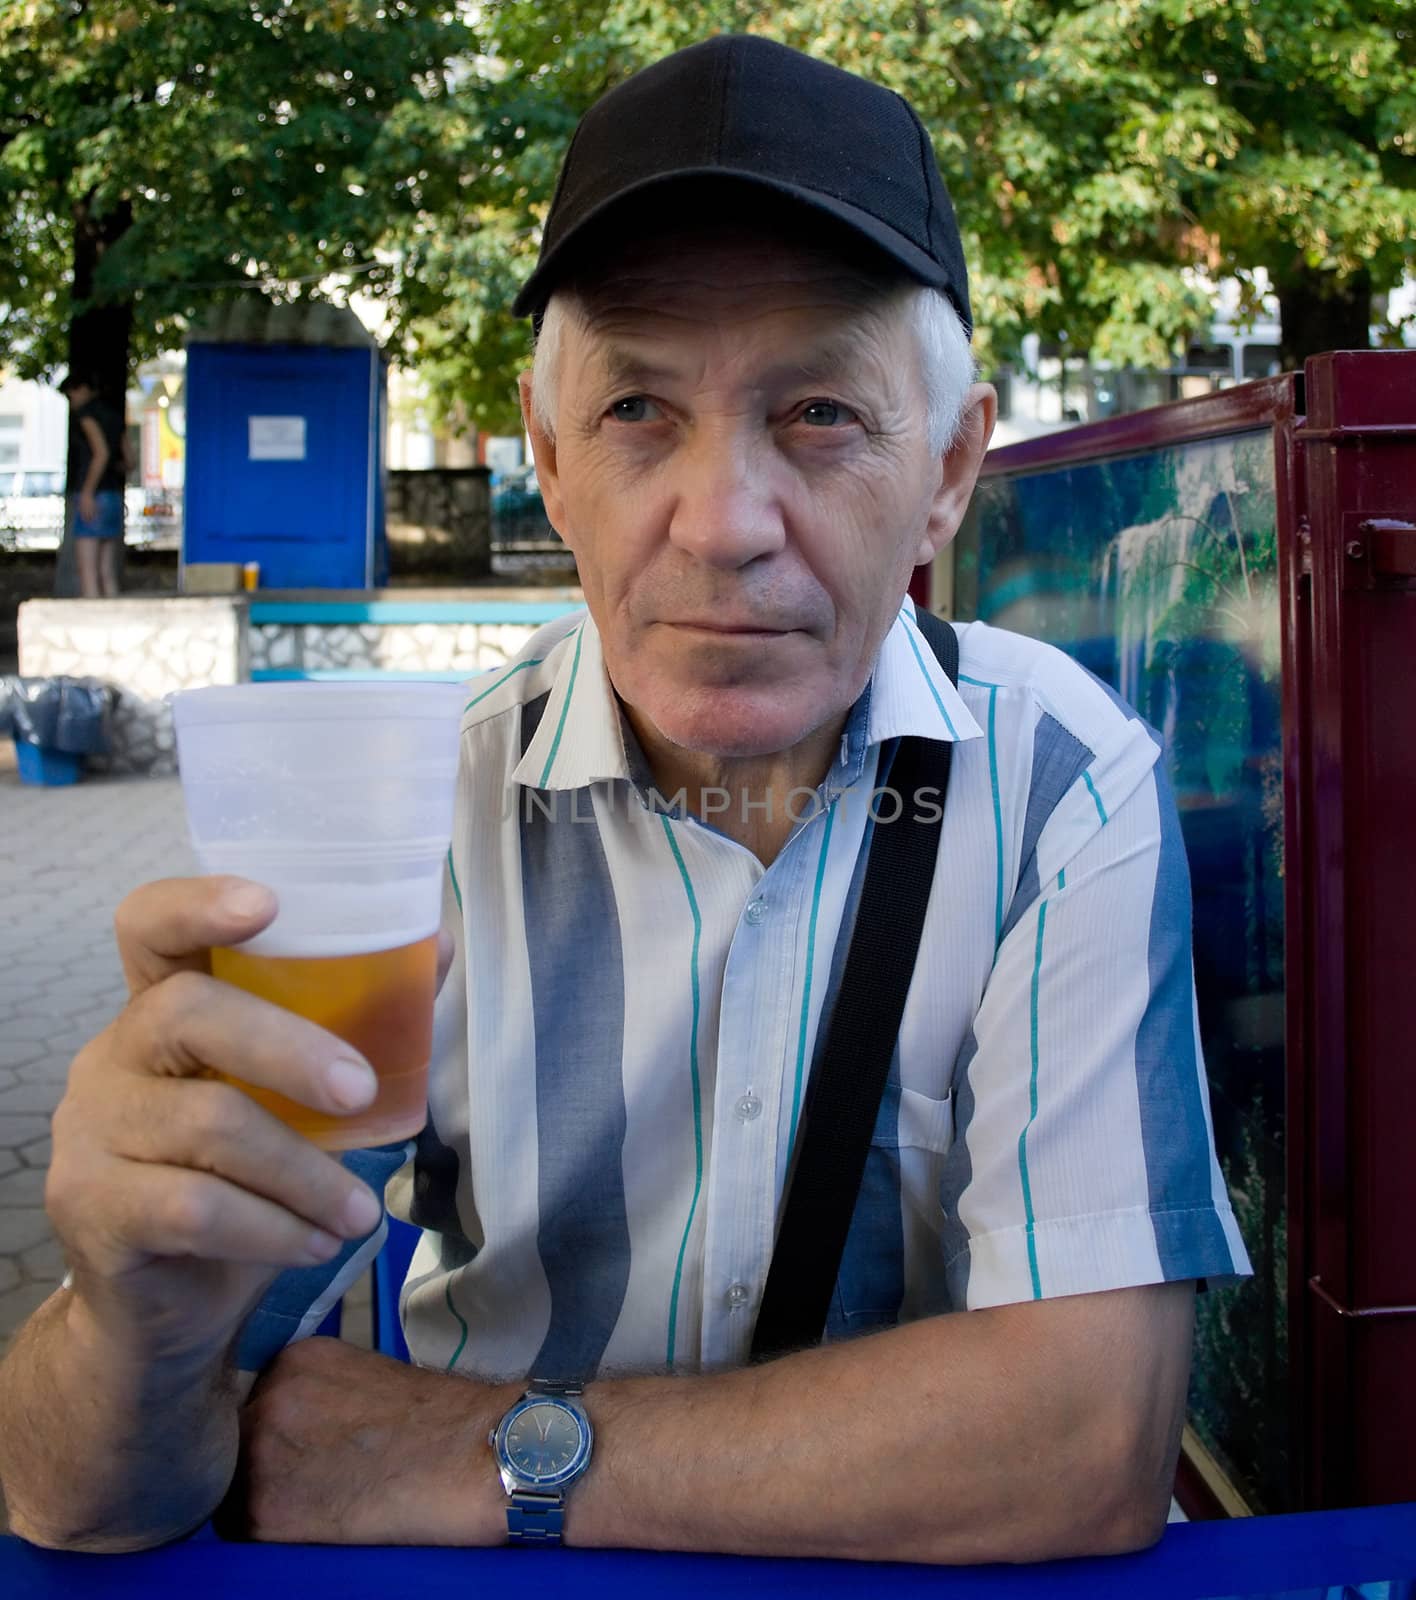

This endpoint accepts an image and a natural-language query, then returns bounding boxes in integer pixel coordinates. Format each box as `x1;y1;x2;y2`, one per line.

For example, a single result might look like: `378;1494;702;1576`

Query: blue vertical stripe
1000;714;1094;944
447;845;462;914
939;1026;981;1310
1019;899;1048;1300
522;779;632;1381
660;817;705;1369
1134;764;1234;1274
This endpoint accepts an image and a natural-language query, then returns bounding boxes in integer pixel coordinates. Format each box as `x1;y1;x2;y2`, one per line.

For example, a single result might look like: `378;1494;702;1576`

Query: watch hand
537;1412;553;1441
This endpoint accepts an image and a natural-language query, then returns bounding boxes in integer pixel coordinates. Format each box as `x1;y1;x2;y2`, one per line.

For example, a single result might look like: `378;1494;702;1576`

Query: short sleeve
940;755;1252;1311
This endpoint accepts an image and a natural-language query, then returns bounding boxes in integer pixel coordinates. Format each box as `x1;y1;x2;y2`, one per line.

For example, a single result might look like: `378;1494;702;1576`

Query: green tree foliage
4;1;1413;430
414;0;1415;420
0;0;470;399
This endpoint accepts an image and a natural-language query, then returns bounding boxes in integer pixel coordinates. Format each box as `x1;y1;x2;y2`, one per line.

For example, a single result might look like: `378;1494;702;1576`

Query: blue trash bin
1;676;113;786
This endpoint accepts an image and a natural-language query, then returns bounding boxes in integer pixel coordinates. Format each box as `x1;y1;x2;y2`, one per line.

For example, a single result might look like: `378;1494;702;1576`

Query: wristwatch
490;1379;594;1545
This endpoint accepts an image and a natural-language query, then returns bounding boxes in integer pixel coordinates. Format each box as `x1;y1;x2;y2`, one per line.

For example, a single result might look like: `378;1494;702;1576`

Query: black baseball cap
511;34;973;338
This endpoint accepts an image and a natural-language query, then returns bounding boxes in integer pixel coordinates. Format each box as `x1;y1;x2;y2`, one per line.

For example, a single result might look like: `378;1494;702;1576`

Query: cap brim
511;168;968;334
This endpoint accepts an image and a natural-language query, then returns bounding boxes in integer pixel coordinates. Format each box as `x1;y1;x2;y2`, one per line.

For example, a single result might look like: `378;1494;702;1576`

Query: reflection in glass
956;431;1286;1511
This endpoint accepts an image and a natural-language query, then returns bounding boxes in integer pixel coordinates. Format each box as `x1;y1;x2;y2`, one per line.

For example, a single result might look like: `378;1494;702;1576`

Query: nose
666;423;786;569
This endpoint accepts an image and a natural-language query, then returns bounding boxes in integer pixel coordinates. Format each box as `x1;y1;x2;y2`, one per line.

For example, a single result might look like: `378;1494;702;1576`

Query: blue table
5;1504;1415;1599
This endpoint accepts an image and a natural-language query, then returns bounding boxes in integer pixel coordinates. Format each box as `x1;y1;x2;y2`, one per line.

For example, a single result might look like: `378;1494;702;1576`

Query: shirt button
726;1282;751;1310
734;1092;762;1123
745;898;767;925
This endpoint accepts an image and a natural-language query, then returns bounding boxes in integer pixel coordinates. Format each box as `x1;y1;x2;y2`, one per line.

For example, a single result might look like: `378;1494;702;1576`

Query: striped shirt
238;601;1250;1378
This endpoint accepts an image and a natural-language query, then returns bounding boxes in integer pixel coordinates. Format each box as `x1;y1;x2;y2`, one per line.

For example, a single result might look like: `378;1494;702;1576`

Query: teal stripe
1019;899;1048;1300
1057;866;1066;891
538;627;584;788
1083;769;1108;825
986;686;1004;945
659;817;705;1369
443;1278;470;1372
447;846;462;914
901;618;959;738
250;600;581;625
958;673;1002;689
788;804;836;1153
464;656;545;712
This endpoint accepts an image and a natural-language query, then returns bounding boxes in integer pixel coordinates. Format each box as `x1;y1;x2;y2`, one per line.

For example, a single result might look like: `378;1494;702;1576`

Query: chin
644;685;828;760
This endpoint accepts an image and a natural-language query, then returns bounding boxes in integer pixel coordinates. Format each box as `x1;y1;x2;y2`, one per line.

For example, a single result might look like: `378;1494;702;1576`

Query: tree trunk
57;193;134;597
1276;266;1371;371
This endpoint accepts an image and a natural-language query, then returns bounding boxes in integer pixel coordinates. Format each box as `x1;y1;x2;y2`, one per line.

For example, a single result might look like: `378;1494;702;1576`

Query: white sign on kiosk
248;415;307;461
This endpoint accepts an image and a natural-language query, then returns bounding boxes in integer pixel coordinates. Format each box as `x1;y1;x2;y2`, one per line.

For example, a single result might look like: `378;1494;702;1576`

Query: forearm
0;1287;241;1551
563;1291;1186;1564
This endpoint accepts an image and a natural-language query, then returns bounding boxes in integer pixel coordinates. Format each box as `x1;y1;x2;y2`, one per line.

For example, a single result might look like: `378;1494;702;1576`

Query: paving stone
0;1068;15;1093
17;1060;69;1084
0;1258;17;1294
0;1015;54;1042
0;1082;63;1116
0;1166;48;1207
0;1150;17;1177
0;1038;45;1070
18;1136;51;1168
0;1115;51;1149
20;1237;65;1282
0;1208;52;1254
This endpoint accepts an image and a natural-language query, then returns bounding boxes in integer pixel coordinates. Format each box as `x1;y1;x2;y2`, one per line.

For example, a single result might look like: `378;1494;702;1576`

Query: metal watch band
528;1378;583;1397
507;1489;566;1544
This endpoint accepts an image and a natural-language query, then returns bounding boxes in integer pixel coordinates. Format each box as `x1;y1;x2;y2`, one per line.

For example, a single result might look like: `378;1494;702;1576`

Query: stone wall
16;590;584;775
17;597;246;774
386;468;492;578
249;618;552;676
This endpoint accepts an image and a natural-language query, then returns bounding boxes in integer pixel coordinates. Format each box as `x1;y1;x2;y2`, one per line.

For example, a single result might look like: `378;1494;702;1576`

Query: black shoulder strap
751;609;959;1360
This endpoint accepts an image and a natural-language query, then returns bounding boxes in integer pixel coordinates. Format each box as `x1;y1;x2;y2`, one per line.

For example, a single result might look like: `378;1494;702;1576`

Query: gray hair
530;283;975;455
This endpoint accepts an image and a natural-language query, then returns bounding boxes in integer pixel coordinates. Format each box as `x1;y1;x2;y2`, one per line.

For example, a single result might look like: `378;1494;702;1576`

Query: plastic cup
171;681;464;1150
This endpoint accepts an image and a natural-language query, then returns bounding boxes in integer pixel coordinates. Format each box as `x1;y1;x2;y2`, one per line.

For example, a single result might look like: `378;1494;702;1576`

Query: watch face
500;1398;591;1488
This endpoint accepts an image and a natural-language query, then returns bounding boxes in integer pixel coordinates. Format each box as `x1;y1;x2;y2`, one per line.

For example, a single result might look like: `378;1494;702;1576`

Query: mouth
666;620;797;637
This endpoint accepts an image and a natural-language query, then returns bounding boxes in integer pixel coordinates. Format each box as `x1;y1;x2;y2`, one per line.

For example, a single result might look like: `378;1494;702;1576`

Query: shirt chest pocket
829;1086;956;1334
891;1084;956;1156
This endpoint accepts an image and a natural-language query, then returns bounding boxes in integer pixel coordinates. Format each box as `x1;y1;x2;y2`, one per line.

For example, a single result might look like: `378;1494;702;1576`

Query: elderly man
0;37;1248;1563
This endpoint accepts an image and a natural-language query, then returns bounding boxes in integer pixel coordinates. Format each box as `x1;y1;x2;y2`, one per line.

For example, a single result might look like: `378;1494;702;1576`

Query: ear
517;369;568;536
916;382;998;565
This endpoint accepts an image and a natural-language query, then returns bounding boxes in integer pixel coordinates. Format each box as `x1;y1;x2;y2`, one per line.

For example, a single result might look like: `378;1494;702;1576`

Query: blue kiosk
183;301;387;589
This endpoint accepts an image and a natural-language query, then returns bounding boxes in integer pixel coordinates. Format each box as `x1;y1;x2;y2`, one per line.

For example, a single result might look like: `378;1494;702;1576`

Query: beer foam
202;865;443;960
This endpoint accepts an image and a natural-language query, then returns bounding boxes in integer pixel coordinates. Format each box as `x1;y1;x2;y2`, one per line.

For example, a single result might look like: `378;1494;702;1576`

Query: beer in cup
171;681;463;1150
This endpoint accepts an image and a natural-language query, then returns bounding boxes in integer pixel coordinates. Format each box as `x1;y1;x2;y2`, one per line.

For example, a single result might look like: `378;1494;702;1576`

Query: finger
90;1159;356;1269
114;876;277;998
101;1075;385;1244
108;970;378;1119
435;927;455;996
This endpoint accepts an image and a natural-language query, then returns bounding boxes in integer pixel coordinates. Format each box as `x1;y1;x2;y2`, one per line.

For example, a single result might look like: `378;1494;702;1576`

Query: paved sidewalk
0;767;196;1353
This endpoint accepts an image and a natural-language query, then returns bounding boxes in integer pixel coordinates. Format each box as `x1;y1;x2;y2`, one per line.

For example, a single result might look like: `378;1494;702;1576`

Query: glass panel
955;429;1287;1511
1242;344;1282;380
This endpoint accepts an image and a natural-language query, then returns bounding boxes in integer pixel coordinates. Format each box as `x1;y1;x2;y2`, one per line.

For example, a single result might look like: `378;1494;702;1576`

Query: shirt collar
512;618;632;792
512;601;982;795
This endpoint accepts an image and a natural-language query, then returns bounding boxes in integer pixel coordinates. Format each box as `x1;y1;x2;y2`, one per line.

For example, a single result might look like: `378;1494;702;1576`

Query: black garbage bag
0;675;113;754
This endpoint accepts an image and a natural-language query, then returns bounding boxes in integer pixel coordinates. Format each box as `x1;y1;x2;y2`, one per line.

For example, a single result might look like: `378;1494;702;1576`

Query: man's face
523;230;990;763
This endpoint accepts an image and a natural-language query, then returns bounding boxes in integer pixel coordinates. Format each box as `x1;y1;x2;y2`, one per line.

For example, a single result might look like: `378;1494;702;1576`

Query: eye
608;395;662;423
800;400;857;428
